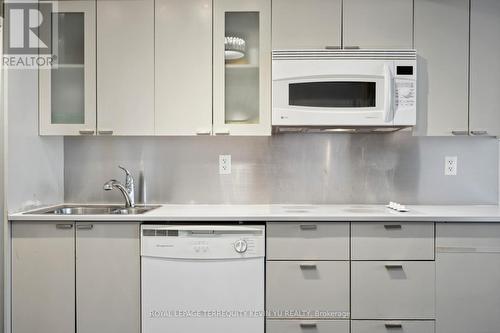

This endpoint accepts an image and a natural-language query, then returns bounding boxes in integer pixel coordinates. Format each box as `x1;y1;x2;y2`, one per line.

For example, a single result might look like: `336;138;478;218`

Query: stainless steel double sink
25;205;160;215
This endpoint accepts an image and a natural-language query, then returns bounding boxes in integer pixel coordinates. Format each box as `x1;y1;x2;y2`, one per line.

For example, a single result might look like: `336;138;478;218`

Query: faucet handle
118;166;134;190
118;165;132;177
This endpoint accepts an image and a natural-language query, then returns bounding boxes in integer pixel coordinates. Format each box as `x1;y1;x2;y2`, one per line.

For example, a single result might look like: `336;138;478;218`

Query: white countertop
9;204;500;222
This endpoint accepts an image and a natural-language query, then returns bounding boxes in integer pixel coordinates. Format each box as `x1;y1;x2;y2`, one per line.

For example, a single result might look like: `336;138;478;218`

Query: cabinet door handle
196;129;211;135
214;129;230;135
79;129;95;135
76;224;93;230
98;130;114;135
385;264;404;270
325;45;341;50
344;46;360;50
300;224;317;231
470;130;488;136
451;130;468;136
56;224;73;229
384;224;402;230
300;322;318;329
300;264;317;270
385;322;403;329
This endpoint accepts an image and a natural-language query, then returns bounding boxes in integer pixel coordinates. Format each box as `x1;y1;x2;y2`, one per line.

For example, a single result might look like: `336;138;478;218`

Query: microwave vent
272;49;417;61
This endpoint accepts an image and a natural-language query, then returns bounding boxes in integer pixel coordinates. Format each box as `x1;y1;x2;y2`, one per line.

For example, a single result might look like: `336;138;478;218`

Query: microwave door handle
383;64;394;123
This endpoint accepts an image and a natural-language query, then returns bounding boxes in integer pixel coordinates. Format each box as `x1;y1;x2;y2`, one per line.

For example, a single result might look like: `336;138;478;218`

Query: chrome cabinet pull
325;45;341;50
214;129;230;135
98;130;114;135
76;224;94;230
451;130;468;136
384;224;402;230
79;129;95;135
344;46;360;49
385;264;404;269
56;224;73;229
196;129;211;135
300;322;318;328
385;322;403;329
300;264;317;270
300;224;317;231
470;130;488;136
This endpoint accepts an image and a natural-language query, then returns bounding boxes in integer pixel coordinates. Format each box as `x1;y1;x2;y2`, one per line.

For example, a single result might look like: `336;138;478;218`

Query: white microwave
272;50;417;128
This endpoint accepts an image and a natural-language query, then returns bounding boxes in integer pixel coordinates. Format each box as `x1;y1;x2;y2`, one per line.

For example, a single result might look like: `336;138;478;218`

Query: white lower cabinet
267;320;349;333
351;320;435;333
436;223;500;333
351;261;435;319
11;222;140;333
266;261;350;319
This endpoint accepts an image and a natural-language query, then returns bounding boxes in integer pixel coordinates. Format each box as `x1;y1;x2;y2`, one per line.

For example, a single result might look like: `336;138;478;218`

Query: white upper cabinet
213;0;272;136
97;0;155;136
414;0;470;136
155;0;213;136
39;0;96;136
272;0;342;50
469;0;500;137
343;0;413;49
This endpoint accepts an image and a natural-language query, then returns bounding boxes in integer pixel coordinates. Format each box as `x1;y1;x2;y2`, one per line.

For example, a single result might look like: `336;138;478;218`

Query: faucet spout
103;166;136;208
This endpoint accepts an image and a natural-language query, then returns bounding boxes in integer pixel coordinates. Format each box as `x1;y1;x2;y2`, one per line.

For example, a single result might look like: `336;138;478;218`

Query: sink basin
25;205;160;215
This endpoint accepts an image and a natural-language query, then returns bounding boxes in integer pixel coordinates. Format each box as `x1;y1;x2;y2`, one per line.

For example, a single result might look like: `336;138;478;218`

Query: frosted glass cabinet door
343;0;413;49
39;1;96;136
272;0;342;49
469;0;500;137
213;0;271;136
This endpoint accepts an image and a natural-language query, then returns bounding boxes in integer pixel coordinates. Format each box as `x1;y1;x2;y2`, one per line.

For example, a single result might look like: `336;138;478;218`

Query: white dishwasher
141;225;265;333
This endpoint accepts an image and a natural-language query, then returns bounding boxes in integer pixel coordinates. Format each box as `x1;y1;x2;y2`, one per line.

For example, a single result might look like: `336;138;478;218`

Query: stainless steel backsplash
64;132;499;205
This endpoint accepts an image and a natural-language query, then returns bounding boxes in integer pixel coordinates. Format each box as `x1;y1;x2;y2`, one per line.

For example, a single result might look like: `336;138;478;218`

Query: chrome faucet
103;166;136;208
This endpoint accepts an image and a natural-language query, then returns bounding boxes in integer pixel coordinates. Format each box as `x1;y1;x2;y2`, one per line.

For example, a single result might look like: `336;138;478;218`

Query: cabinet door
272;0;341;49
97;0;154;135
76;222;140;333
155;0;212;135
469;0;500;137
39;1;96;136
414;0;469;136
213;0;271;136
12;222;75;333
343;0;413;49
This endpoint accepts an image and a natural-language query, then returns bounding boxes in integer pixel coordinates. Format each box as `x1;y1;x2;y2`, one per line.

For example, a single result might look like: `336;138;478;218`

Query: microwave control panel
394;65;416;111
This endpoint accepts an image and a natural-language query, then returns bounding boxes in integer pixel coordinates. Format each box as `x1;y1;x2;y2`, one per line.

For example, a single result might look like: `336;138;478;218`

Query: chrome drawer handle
76;224;94;230
325;45;341;50
300;322;318;328
385;264;404;270
300;264;317;270
300;224;317;230
385;322;403;329
56;224;73;229
384;224;402;230
451;130;468;136
98;130;114;135
344;46;360;49
79;129;95;135
471;130;488;136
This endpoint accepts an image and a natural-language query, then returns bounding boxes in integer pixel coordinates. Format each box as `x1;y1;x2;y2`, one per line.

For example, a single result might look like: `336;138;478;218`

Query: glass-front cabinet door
213;0;271;136
39;1;96;136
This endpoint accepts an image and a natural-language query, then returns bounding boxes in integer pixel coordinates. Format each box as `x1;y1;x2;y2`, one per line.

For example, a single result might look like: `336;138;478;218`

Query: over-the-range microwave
272;50;417;130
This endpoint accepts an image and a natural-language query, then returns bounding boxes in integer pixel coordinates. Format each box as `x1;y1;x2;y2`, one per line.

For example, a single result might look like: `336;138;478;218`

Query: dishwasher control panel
141;225;265;259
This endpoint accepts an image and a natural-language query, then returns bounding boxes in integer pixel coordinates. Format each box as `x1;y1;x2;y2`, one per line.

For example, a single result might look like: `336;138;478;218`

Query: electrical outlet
445;156;458;176
219;155;231;175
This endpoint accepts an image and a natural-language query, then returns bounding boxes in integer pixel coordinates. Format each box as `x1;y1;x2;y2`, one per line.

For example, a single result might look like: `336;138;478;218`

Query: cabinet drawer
352;320;434;333
351;261;435;319
267;222;349;260
267;319;349;333
266;261;350;319
351;222;434;260
437;223;500;251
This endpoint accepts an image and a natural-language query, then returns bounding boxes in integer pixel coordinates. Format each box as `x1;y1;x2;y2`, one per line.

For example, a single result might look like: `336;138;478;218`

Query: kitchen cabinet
213;0;271;136
155;0;213;135
343;0;413;49
414;0;470;136
272;0;342;49
11;222;140;333
39;0;96;136
97;0;155;135
436;223;500;333
469;0;500;137
76;223;140;333
12;222;76;333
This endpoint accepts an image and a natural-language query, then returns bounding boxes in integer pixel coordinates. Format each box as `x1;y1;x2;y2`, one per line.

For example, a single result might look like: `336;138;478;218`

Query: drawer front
267;222;349;260
437;223;500;252
351;222;434;260
267;320;349;333
267;261;350;319
351;261;435;319
352;320;434;333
